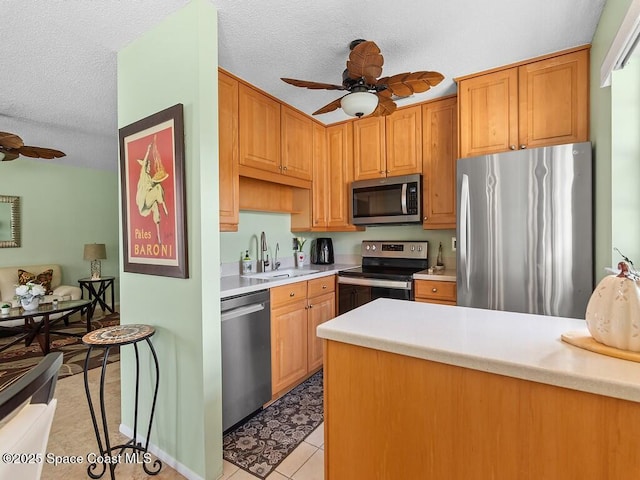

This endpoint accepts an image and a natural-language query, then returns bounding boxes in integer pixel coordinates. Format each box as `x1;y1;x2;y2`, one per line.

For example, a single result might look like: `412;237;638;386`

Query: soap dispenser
241;250;252;274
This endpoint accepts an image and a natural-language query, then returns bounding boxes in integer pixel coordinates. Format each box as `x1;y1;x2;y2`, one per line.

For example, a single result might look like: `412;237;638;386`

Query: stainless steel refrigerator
456;142;592;319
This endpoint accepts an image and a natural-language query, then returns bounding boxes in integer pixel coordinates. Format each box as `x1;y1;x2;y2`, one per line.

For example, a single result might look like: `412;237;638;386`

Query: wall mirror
0;195;20;248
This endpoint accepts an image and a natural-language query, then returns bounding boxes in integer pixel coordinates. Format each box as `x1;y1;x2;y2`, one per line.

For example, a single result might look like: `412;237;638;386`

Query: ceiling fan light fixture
340;91;378;118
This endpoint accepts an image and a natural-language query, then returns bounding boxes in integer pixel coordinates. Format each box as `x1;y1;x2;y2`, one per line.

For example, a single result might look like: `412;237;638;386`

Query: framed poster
119;104;188;278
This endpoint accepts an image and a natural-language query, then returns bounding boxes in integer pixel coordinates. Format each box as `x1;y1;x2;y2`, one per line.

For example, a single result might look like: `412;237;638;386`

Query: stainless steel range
338;240;429;315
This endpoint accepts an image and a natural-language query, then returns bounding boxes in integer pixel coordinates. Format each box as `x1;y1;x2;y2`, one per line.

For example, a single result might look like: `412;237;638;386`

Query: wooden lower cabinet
324;341;640;480
270;276;335;396
414;279;456;305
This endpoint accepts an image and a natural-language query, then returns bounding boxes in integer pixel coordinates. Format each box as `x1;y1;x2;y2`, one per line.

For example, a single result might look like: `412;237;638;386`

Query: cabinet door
326;123;354;227
458;68;519;158
312;122;328;228
422;97;458;229
307;291;335;371
218;71;239;231
385;106;422;176
271;299;308;394
281;106;313;181
353;116;386;180
239;84;281;173
518;49;589;149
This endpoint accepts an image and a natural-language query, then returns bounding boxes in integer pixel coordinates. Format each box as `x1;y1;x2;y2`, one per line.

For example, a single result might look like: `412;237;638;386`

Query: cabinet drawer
271;281;308;307
414;280;456;302
308;276;335;297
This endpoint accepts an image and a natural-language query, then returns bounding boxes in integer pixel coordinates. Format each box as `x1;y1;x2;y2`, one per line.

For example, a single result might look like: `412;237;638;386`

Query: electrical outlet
452;237;456;252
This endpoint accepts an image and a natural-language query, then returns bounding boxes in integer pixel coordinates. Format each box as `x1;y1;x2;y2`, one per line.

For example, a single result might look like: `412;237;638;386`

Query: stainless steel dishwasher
221;289;271;432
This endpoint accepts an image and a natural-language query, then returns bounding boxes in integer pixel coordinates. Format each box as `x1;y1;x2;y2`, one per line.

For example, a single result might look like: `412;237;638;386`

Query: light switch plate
452;237;456;252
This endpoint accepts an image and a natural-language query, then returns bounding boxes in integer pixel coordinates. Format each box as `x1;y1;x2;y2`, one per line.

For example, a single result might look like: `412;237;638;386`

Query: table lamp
84;243;106;279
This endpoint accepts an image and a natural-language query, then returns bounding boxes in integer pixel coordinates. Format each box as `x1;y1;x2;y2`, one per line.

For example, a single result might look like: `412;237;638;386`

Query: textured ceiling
1;0;606;171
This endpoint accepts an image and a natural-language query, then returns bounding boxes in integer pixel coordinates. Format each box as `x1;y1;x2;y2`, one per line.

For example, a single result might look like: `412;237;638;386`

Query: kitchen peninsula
317;298;640;480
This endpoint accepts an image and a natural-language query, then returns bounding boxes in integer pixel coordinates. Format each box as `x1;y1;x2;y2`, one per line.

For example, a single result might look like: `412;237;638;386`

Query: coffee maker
310;238;334;265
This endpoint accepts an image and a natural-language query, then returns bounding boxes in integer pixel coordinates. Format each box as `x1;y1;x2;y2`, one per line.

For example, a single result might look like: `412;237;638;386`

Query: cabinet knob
289;292;295;297
322;285;327;289
278;165;283;170
379;170;385;174
432;288;437;292
308;304;313;309
509;145;516;150
283;166;288;171
520;145;527;150
423;216;428;221
386;170;390;174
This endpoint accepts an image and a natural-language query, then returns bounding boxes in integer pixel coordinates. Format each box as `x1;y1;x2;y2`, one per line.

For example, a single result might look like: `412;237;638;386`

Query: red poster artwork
124;123;178;264
119;104;188;278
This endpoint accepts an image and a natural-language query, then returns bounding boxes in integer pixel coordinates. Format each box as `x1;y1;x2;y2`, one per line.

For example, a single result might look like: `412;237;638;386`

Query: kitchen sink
242;268;320;280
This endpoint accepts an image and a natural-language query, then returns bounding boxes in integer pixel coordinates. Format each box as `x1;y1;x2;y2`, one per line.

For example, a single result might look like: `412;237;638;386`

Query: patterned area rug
223;371;323;478
0;311;120;390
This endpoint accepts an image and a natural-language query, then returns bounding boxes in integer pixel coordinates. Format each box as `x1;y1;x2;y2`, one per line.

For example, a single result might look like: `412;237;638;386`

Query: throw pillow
17;269;54;295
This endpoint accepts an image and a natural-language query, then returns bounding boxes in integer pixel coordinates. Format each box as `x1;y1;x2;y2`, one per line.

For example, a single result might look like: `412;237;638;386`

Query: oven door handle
338;276;412;290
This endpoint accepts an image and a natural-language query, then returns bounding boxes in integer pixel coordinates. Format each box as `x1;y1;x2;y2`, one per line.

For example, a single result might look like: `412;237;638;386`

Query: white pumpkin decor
586;262;640;352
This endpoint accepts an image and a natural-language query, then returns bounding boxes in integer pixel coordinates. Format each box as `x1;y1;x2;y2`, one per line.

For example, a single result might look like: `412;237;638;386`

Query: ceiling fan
281;39;444;118
0;131;66;162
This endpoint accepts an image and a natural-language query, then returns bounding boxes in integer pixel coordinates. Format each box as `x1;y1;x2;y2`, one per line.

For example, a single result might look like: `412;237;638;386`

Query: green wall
117;0;221;478
590;0;635;280
0;159;119;295
221;211;456;268
611;58;640;267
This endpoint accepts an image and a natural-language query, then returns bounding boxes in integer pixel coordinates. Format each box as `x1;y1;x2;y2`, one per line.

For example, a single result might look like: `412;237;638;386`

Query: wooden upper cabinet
458;46;589;158
281;105;313;181
385;105;423;176
218;70;239;231
518;49;589;149
458;68;519;158
422;96;458;229
353;116;386;180
238;83;281;173
312;123;328;228
326;123;354;228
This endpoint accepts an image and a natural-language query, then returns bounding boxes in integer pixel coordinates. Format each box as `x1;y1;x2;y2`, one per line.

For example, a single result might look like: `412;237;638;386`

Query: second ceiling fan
281;39;444;118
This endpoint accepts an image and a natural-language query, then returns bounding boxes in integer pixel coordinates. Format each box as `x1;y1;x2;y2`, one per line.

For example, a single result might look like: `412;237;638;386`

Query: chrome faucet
258;231;268;272
273;242;281;270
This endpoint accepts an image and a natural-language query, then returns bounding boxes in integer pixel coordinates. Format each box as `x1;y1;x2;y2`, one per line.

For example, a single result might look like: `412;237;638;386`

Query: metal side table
82;324;161;479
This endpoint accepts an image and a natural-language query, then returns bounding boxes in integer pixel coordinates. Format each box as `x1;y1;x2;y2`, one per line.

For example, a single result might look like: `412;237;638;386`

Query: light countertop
317;298;640;403
413;268;456;282
220;263;358;298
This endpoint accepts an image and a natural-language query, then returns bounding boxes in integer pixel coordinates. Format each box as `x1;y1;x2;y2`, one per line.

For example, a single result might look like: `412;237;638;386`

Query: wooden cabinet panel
458;68;519;158
281;105;313;181
218;71;239;231
353;116;386;180
238;83;281;173
422;97;458;229
271;281;308;307
326;123;354;228
271;299;308;394
518;49;588;149
415;279;457;304
307;276;335;297
307;291;335;371
385;105;422;176
458;47;589;158
312;123;328;228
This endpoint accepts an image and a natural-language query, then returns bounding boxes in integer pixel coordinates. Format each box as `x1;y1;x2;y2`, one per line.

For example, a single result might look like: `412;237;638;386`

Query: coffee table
0;299;92;354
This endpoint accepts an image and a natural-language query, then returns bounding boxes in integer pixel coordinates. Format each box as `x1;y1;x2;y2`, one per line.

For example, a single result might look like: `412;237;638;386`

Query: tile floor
44;362;324;479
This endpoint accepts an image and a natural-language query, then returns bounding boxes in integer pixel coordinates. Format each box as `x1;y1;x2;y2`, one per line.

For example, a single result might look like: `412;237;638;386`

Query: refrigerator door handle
460;174;471;291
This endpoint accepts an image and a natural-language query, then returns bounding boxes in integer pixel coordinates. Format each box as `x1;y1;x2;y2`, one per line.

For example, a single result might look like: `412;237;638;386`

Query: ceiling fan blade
378;71;445;97
18;146;66;159
281;78;345;91
0;148;19;161
0;132;24;150
372;93;397;116
313;96;345;115
346;41;384;86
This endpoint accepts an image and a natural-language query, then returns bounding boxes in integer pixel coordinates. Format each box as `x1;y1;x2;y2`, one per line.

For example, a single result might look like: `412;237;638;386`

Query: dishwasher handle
221;303;266;322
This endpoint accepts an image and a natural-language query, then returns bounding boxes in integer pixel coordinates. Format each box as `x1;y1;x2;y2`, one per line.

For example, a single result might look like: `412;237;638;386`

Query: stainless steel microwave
350;174;422;225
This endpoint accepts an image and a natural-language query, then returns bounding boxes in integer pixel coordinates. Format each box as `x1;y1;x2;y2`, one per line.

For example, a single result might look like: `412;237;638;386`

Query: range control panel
361;241;429;260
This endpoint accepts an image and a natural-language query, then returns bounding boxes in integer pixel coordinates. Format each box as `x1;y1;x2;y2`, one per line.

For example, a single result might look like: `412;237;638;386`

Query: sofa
0;264;81;307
